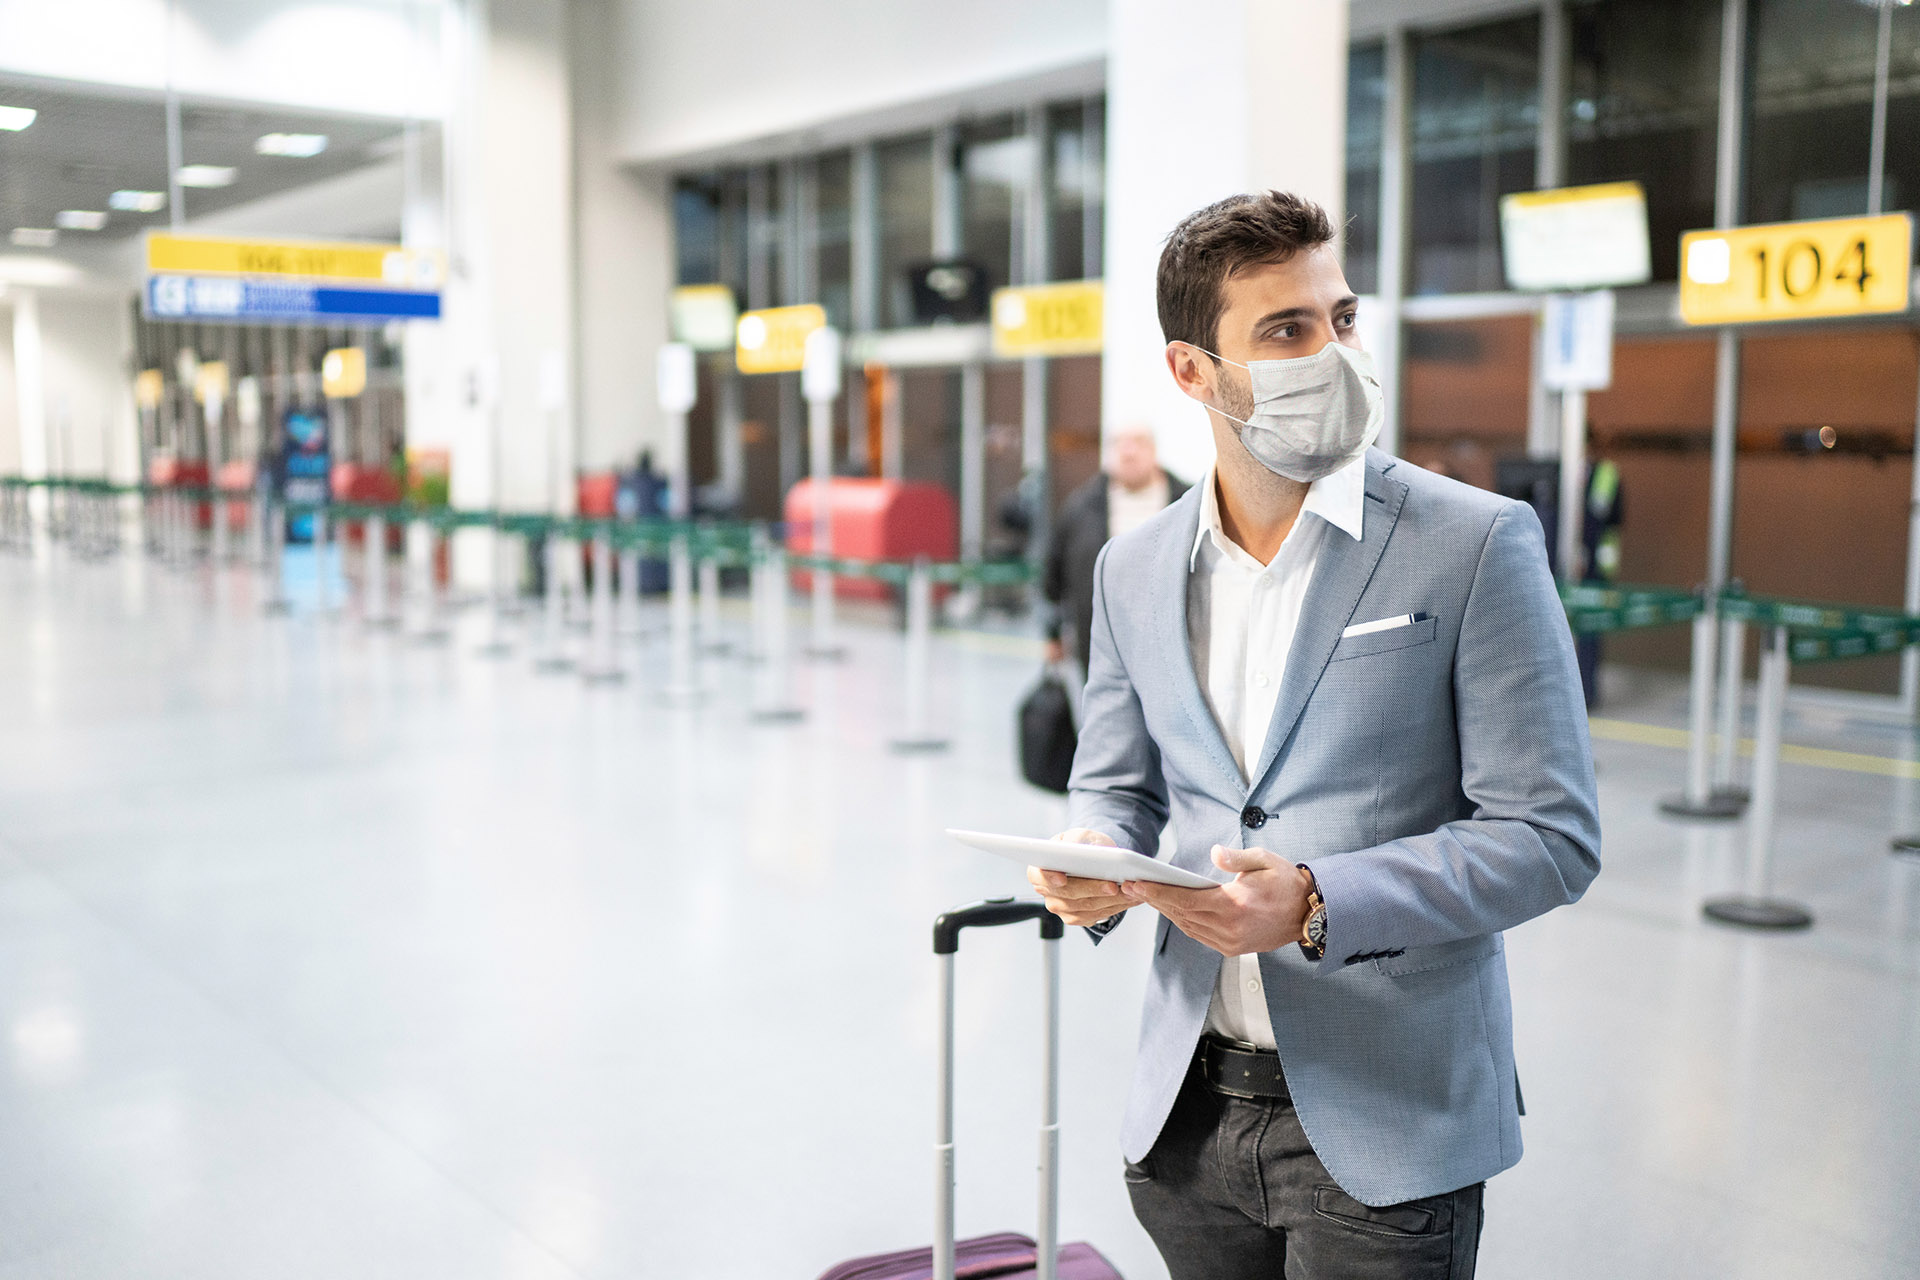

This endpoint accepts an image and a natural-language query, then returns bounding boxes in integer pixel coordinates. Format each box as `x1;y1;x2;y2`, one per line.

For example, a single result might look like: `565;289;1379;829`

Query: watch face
1306;908;1328;949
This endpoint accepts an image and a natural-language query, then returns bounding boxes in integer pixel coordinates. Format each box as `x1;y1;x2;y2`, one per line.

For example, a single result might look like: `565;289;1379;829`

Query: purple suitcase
816;899;1123;1280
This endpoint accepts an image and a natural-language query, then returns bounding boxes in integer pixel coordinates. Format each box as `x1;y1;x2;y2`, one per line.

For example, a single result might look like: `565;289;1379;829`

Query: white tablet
945;828;1221;890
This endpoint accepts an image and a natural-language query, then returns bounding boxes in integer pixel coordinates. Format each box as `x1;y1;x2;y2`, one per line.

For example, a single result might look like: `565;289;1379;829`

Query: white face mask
1189;341;1384;483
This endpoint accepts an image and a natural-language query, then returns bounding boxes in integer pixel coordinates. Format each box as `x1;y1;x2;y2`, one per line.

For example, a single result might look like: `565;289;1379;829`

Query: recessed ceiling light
55;210;107;231
109;190;167;213
177;165;236;188
255;132;327;157
0;105;35;132
9;228;58;248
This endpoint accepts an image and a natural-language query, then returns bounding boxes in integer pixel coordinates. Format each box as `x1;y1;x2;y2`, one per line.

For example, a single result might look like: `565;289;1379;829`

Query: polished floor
1;536;1918;1279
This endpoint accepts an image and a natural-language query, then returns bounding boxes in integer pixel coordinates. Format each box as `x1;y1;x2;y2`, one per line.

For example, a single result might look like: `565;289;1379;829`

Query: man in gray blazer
1029;191;1600;1279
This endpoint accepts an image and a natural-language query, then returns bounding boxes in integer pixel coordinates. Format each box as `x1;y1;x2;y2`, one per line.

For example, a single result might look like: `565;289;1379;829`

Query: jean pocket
1311;1185;1437;1237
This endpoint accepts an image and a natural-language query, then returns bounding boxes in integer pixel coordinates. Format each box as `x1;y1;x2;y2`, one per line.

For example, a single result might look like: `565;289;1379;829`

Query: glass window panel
1746;0;1882;222
816;150;852;328
1049;102;1087;282
1346;42;1386;295
961;114;1027;293
878;134;933;328
1048;99;1103;281
1565;0;1720;282
673;177;722;285
1409;15;1541;295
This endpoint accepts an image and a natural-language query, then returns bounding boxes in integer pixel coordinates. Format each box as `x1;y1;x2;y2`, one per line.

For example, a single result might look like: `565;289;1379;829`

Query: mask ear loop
1172;341;1256;428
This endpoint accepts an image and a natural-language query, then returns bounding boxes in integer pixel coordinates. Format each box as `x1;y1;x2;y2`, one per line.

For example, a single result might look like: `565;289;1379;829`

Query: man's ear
1165;342;1215;405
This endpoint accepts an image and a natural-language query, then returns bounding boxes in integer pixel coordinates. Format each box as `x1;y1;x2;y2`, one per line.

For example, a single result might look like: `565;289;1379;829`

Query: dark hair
1155;191;1335;353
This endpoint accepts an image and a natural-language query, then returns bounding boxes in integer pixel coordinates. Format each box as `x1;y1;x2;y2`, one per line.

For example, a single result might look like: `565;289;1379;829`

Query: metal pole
660;532;701;705
698;550;726;653
750;536;805;723
535;533;575;673
1868;0;1893;219
1375;26;1412;456
619;544;645;638
1555;384;1585;585
933;950;957;1280
313;508;334;616
406;517;449;643
1703;626;1813;929
364;513;394;628
805;393;844;659
1667;0;1749;817
1713;613;1748;801
262;496;290;615
891;560;950;753
1036;935;1060;1280
581;531;624;684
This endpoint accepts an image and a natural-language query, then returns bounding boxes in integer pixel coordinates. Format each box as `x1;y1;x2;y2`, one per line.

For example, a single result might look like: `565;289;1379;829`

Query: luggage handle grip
933;897;1063;955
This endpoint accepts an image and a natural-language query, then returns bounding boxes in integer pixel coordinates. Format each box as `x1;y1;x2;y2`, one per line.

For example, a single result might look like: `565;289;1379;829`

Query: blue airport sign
144;274;441;323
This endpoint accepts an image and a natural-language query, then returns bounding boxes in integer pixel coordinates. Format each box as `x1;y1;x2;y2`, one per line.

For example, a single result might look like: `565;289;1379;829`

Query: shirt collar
1189;452;1368;572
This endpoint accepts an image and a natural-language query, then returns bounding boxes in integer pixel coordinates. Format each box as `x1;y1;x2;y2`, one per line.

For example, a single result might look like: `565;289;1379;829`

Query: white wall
598;0;1106;166
1;291;138;484
0;305;18;475
0;0;446;119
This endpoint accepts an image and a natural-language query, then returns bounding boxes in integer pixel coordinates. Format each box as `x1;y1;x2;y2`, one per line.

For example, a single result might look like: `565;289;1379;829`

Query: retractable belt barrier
15;475;1913;908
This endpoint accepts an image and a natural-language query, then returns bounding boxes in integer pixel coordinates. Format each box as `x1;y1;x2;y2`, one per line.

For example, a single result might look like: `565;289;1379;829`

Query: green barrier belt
1559;583;1704;636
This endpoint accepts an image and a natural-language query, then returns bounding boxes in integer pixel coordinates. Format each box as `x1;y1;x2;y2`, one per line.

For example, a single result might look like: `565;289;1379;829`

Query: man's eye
1271;324;1298;340
1338;312;1358;328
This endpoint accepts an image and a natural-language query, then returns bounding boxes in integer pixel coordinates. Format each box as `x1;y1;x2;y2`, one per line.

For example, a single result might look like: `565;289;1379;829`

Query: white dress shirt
1187;455;1366;1049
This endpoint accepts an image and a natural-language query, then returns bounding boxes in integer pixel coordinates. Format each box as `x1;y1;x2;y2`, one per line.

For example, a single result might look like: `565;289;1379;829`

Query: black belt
1197;1036;1291;1101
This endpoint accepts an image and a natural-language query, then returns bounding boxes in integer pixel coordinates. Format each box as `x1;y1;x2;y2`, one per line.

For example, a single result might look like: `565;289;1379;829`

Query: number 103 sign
1679;213;1912;326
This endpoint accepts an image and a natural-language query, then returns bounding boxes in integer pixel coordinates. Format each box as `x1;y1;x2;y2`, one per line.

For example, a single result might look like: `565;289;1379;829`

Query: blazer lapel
1246;455;1409;792
1149;486;1244;796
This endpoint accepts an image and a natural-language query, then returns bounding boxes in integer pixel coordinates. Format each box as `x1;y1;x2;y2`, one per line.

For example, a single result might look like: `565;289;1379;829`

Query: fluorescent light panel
177;165;236;188
9;228;58;248
110;190;167;213
255;132;327;157
0;105;35;131
55;210;107;231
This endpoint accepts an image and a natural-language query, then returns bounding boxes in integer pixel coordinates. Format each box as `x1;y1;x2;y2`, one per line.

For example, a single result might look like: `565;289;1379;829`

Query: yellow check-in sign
146;232;446;287
991;280;1104;357
1679;214;1912;325
736;304;826;374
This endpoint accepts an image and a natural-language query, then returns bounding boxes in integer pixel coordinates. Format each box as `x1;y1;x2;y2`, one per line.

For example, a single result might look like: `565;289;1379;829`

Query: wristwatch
1297;865;1327;961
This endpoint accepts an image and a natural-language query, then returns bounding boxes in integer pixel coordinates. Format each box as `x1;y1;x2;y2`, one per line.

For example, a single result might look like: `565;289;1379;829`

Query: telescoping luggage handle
931;898;1063;1280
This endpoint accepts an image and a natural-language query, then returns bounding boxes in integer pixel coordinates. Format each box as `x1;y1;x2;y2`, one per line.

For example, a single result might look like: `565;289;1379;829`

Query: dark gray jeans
1125;1057;1484;1280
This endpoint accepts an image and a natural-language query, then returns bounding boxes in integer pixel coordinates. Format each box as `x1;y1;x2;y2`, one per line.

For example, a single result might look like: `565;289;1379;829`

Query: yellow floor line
1588;717;1920;780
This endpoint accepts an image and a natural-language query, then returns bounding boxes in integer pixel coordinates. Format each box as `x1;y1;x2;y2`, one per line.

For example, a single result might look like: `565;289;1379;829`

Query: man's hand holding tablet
1027;828;1137;927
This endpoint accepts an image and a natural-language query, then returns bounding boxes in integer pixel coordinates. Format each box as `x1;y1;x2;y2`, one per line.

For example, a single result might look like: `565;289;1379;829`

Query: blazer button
1241;805;1267;829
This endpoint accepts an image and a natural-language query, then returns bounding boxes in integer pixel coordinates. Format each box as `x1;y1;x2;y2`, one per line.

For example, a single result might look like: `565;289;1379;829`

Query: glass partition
1346;41;1386;295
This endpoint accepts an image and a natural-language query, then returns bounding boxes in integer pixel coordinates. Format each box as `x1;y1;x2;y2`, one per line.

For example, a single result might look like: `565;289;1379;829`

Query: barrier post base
408;627;452;647
581;667;627;686
262;598;293;617
656;686;707;709
889;736;951;755
805;644;848;662
1658;792;1746;820
749;706;806;725
1890;834;1920;858
1702;897;1813;930
474;639;514;659
1711;785;1751;807
533;655;577;675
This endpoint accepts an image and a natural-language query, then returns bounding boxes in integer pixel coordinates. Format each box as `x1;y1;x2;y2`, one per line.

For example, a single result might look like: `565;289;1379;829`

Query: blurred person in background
1041;427;1189;680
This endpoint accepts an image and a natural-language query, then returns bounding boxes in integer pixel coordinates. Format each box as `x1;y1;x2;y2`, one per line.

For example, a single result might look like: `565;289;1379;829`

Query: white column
1103;0;1349;482
11;290;46;484
442;0;577;589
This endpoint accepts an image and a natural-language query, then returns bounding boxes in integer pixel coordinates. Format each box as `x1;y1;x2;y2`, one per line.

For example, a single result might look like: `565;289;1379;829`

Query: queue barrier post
890;557;950;754
749;536;804;723
534;530;577;673
262;496;292;615
363;512;397;629
581;528;625;685
659;531;703;706
473;517;515;658
405;514;451;645
698;546;727;654
1702;624;1814;930
1660;605;1744;819
619;541;646;639
1712;612;1750;807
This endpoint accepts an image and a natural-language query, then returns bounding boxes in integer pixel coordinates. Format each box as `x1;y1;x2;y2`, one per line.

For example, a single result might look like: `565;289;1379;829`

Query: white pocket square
1342;613;1426;639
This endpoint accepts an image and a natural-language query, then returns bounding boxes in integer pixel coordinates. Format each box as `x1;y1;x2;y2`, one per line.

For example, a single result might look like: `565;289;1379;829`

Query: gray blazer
1068;449;1601;1207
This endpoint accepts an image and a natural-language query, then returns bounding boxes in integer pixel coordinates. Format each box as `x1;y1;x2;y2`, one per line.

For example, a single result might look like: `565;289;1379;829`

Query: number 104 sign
1679;213;1911;326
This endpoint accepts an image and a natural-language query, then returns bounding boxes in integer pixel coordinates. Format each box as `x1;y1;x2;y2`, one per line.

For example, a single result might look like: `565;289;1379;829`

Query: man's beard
1215;365;1259;457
